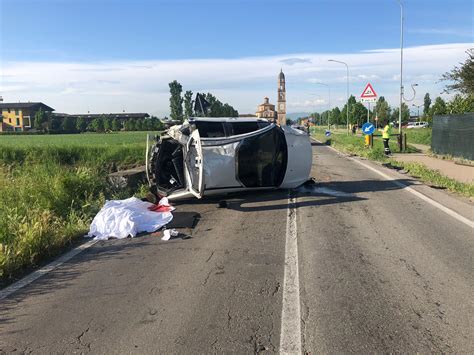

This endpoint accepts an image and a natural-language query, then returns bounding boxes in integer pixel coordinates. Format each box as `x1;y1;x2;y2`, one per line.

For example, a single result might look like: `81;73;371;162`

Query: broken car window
230;121;260;135
237;127;287;187
195;121;226;138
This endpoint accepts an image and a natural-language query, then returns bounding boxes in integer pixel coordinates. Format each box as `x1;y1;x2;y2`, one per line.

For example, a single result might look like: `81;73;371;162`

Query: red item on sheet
148;197;174;213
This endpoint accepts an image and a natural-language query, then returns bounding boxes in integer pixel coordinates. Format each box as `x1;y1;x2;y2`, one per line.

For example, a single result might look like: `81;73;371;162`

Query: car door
185;129;205;198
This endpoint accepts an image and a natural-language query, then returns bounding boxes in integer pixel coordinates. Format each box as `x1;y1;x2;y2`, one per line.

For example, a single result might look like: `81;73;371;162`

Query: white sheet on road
87;197;173;240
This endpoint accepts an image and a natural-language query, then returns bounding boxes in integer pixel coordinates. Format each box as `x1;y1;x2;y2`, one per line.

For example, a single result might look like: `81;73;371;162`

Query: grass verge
404;128;432;146
311;127;473;198
0;133;155;281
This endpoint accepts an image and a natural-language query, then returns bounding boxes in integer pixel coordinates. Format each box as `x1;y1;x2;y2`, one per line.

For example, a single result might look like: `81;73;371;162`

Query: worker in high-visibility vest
380;120;392;155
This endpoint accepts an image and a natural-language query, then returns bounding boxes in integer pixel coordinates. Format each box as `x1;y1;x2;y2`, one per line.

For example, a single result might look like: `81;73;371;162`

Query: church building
255;69;287;125
255;97;276;121
277;69;286;126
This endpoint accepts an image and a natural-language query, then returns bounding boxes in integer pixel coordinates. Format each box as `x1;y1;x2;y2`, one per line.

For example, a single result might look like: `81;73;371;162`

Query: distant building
277;69;286;126
255;97;277;121
255;69;287;125
53;112;150;122
0;102;54;132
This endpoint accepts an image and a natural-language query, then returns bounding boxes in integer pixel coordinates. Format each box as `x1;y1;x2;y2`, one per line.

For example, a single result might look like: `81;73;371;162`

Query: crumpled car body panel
147;117;312;200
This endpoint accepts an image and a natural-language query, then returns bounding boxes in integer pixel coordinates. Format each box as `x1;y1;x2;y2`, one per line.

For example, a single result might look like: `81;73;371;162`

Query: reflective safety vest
382;125;391;139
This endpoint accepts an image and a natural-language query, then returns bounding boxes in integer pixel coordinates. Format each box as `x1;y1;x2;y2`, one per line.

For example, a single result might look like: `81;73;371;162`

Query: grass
404;128;432;146
311;127;414;162
0;131;158;280
390;161;474;197
311;127;473;198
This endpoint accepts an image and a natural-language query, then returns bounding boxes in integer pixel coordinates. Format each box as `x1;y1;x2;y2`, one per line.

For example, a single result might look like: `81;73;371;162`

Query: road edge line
312;137;474;229
279;193;302;354
0;239;99;301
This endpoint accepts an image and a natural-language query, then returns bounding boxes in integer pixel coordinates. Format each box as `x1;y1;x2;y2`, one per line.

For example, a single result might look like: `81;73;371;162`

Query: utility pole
396;0;404;135
328;59;350;134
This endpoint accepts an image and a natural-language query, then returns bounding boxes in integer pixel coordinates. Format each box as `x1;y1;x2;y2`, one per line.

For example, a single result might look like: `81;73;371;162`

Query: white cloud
279;57;312;65
0;43;471;115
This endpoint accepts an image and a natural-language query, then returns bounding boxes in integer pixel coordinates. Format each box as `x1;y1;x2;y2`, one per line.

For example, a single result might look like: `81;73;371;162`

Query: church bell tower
277;69;286;126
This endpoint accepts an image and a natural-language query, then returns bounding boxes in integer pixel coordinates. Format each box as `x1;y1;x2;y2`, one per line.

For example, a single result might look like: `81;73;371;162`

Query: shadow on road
210;178;417;213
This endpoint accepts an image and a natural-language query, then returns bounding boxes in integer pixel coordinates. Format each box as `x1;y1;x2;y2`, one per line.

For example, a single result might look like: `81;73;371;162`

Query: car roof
188;117;269;123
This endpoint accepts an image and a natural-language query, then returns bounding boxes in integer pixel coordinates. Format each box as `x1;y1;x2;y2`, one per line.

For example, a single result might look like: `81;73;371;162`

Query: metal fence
432;113;474;160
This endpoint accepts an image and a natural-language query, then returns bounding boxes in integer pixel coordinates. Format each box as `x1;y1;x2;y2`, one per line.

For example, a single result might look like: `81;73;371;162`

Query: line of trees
168;80;239;122
308;49;474;126
33;111;164;133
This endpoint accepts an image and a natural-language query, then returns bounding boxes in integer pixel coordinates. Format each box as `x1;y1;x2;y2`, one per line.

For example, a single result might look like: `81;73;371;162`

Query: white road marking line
312;138;474;229
0;239;98;301
280;194;302;354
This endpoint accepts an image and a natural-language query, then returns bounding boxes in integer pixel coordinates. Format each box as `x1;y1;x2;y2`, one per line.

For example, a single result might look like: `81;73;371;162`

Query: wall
431;113;474;160
1;108;32;131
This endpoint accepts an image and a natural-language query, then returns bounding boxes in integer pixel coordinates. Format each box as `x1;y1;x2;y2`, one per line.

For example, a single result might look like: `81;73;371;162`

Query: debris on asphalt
87;197;174;240
218;200;228;208
161;228;179;241
298;178;355;198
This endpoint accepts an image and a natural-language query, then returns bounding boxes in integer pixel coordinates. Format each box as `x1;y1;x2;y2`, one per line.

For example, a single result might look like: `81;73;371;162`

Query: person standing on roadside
380;120;392;155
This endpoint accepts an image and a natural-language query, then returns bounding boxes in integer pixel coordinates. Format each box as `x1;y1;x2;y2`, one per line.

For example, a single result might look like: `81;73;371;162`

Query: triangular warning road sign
360;83;377;98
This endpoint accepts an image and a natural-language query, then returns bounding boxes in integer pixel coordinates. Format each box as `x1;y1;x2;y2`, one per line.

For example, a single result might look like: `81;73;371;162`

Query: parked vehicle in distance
406;121;429;129
147;117;312;200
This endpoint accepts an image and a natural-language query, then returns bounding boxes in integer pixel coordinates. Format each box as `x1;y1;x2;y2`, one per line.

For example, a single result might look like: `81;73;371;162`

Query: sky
0;0;473;116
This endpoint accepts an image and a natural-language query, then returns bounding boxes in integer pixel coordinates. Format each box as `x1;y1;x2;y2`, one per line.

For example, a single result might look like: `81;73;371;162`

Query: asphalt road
1;141;473;353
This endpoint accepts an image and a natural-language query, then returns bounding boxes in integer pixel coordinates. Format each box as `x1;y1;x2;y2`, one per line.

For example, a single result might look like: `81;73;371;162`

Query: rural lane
1;141;473;353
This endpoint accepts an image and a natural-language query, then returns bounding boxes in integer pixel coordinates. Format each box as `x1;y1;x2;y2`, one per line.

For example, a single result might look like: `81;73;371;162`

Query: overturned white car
147;117;312;200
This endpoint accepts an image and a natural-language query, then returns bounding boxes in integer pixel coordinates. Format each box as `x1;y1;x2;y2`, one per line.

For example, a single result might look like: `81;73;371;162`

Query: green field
0;131;157;147
0;131;159;280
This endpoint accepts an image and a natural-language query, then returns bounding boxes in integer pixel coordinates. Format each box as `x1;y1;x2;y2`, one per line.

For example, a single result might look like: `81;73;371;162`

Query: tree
76;117;87;132
34;108;47;131
441;49;474;95
446;94;474;114
331;107;341;125
125;120;136;131
90;117;104;132
48;114;61;132
103;116;112;131
423;93;431;116
430;97;447;116
391;102;410;123
169;80;184;122
150;117;165;131
183;90;194;118
61;116;76;133
375;96;391;122
202;92;238;117
135;119;144;131
340;95;364;126
111;118;121;131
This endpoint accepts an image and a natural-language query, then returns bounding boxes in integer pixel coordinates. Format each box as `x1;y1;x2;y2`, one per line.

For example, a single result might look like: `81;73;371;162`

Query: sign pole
367;102;370;123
